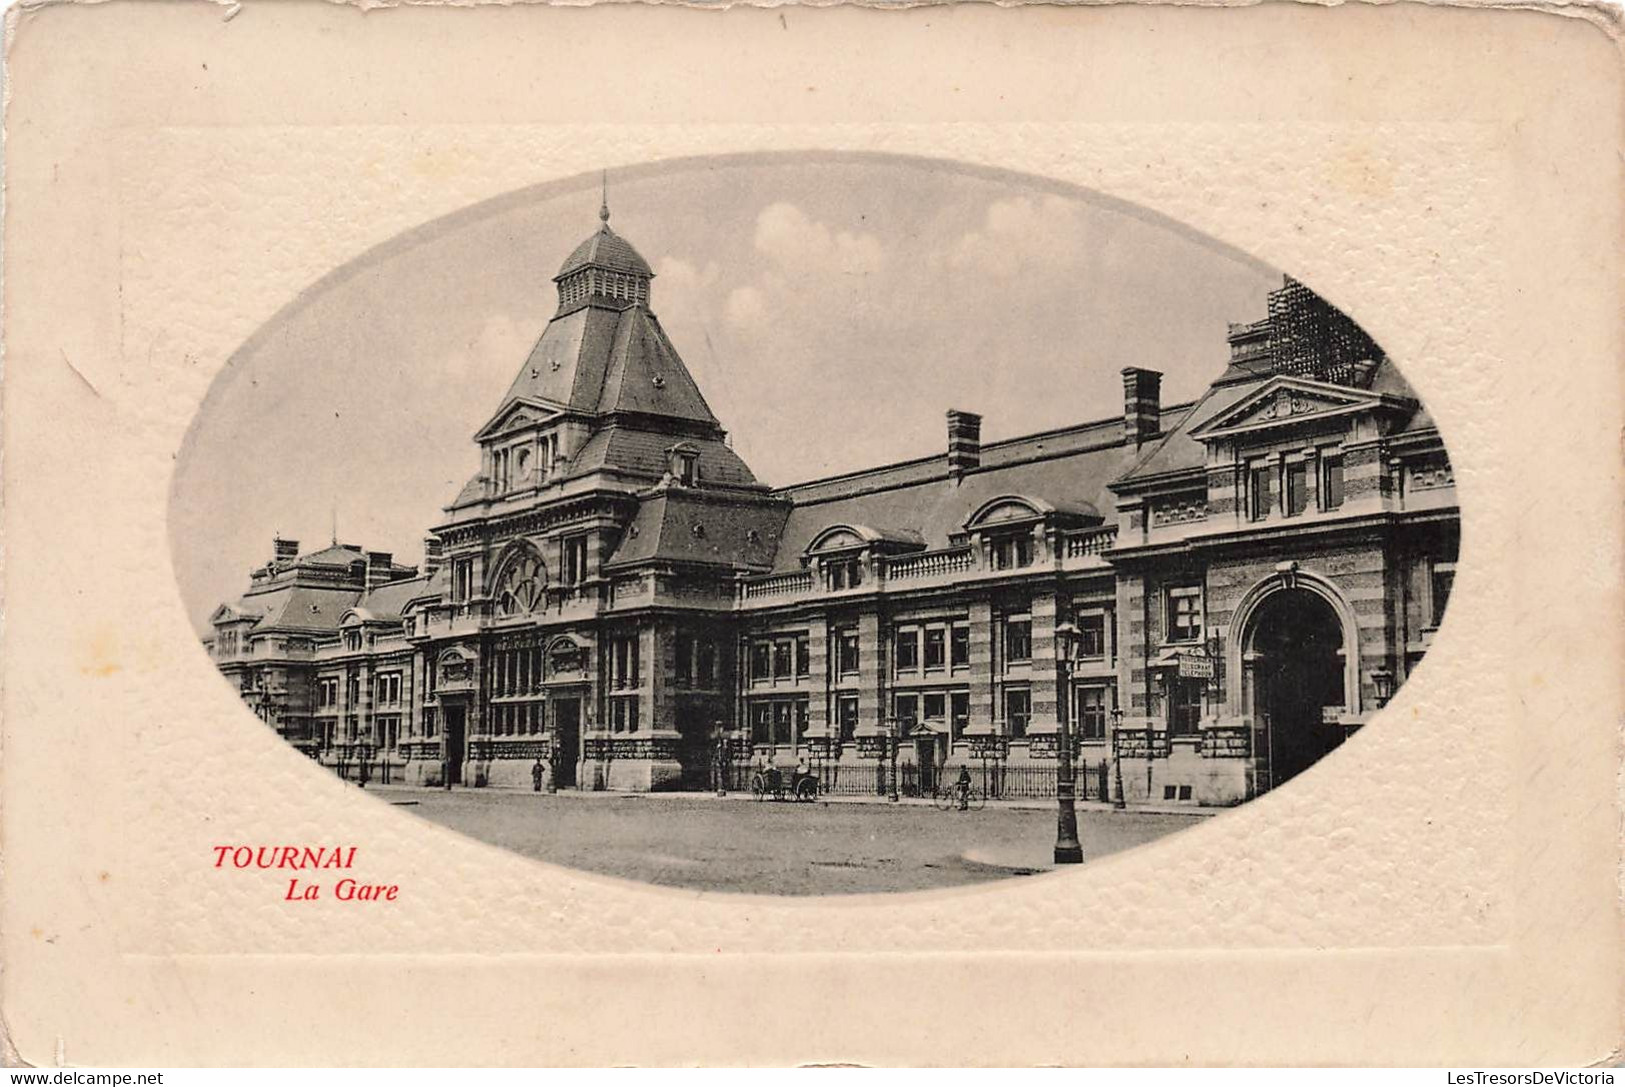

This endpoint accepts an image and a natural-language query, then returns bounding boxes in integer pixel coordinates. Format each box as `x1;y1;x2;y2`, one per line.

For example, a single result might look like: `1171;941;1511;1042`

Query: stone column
968;597;995;731
857;609;886;731
806;617;830;739
1028;591;1060;735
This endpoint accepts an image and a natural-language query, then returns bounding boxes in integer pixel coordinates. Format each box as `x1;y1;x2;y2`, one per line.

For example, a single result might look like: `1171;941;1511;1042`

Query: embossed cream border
2;1;1621;1067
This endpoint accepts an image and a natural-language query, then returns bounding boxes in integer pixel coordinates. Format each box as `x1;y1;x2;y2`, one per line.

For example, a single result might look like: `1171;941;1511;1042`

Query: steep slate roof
355;575;437;624
765;411;1192;575
567;426;760;488
557;224;654;278
605;490;788;571
233;585;363;634
498;306;721;431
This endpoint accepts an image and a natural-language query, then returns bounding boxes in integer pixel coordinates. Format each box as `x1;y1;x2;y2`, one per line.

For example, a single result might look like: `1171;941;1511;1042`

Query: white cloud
947;195;1089;280
753;201;887;281
724;285;768;329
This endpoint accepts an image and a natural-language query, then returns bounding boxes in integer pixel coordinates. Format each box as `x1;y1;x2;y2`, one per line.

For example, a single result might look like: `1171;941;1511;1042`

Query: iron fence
717;759;1116;802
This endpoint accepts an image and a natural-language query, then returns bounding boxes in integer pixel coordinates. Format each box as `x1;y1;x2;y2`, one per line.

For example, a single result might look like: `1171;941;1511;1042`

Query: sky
170;156;1285;631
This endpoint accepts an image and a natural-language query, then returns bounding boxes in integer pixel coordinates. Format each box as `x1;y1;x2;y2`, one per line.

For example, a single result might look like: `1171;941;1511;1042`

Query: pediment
1188;377;1413;441
473;398;562;442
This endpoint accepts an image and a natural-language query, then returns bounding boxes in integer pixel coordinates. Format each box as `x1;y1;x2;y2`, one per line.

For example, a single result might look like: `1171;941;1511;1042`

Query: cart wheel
795;778;818;803
750;774;766;801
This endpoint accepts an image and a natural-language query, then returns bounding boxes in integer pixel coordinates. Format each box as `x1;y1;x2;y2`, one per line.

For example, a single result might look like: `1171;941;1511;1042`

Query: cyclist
953;765;973;811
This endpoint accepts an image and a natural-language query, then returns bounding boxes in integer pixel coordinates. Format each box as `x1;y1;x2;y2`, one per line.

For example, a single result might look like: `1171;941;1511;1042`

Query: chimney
946;410;983;477
272;537;299;565
422;537;445;576
365;551;394;591
1122;368;1163;448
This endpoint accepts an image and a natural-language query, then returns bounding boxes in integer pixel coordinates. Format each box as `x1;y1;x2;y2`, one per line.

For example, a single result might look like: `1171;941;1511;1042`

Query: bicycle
932;781;986;812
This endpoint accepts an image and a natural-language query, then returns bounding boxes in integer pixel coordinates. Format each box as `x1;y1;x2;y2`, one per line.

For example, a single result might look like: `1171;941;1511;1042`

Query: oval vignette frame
169;151;1461;897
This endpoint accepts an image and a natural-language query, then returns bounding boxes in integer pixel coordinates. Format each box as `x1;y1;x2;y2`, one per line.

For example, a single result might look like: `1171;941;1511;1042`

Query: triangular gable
473;398;563;443
1187;376;1414;441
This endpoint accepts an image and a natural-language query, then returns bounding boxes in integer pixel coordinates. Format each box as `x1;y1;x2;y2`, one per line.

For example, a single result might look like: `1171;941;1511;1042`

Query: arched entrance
1246;588;1346;790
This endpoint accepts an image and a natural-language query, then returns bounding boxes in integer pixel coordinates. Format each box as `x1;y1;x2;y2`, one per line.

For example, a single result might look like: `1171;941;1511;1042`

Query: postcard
3;0;1620;1067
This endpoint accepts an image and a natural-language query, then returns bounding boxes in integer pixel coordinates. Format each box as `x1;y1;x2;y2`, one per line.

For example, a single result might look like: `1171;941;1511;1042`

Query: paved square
370;786;1209;895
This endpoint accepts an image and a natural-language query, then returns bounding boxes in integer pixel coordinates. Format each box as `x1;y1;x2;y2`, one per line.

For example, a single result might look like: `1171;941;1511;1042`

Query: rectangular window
1004;688;1031;738
894;693;918;727
772;701;794;746
950;624;970;669
988;534;1035;570
1321;454;1345;510
1005;618;1032;664
1248;464;1272;521
923;627;946;671
894;627;919;674
562;535;588;586
696;640;716;687
825;557;862;591
750;702;771;745
922;692;947;723
950;691;970;741
1077;686;1108;741
773;639;793;679
1078;612;1108;660
1169;678;1203;737
1431;561;1455;627
836;631;860;677
1285;460;1309;517
795;636;810;678
452;558;474;602
750;642;771;682
1167;586;1203;644
609;635;639;690
675;634;694;688
836;694;859;741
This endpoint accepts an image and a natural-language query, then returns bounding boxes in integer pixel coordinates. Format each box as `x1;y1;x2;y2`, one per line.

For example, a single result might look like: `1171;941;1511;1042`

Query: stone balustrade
886;548;974;580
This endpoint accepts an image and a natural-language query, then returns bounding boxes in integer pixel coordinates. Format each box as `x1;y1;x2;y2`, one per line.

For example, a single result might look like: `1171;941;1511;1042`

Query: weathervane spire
599;169;610;225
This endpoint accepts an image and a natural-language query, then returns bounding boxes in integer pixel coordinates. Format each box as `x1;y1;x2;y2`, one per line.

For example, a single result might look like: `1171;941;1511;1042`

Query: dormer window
987;533;1034;570
668;445;699;487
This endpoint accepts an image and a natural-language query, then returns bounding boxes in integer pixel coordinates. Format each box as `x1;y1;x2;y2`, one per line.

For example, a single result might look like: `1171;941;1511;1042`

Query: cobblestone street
370;785;1209;895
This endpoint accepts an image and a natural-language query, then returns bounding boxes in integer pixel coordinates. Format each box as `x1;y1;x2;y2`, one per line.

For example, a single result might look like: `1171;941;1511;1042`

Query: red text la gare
284;877;399;902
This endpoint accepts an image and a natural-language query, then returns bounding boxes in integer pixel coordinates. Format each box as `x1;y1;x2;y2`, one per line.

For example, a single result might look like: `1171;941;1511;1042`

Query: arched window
492;544;547;616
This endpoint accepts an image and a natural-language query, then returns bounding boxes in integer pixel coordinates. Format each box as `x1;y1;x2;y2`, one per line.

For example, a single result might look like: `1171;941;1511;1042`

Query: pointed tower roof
556;227;654;280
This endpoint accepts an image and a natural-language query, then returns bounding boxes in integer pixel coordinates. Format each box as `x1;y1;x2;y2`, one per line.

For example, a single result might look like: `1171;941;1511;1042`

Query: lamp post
1110;705;1127;810
888;717;902;803
1053;621;1084;865
714;723;728;798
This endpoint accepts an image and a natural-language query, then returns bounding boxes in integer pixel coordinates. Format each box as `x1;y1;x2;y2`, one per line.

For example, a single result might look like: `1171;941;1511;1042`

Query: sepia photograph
4;0;1618;1070
172;156;1458;895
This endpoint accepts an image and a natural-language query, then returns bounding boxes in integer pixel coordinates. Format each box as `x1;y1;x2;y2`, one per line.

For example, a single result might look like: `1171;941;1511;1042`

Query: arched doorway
1246;588;1346;790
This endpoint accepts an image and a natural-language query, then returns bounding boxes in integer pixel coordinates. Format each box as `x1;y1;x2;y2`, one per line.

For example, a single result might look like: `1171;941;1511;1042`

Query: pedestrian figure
955;764;973;811
532;758;545;792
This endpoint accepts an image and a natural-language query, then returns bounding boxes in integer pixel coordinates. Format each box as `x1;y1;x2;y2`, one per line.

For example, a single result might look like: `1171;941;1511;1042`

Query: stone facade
206;214;1459;809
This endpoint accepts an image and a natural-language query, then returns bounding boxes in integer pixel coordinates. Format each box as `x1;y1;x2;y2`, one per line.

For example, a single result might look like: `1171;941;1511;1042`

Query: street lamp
1110;705;1127;810
1370;667;1396;708
1053;621;1084;865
